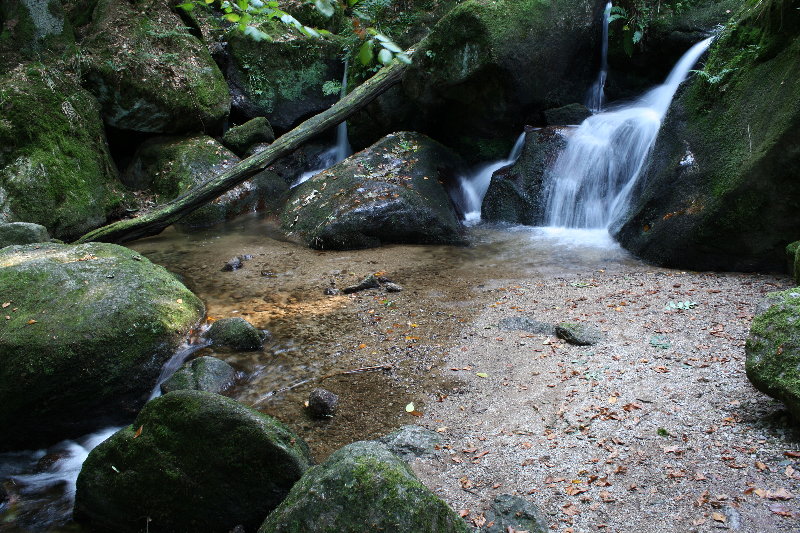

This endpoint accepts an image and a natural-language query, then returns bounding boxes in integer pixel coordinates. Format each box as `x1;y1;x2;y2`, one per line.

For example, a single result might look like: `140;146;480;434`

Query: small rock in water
483;494;548;533
222;257;243;271
261;270;278;277
383;282;403;293
555;322;604;346
207;317;267;351
342;274;381;294
307;388;338;419
324;287;340;296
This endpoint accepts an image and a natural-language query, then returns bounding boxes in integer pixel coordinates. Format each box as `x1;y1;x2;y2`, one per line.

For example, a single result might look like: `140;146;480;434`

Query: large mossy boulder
0;0;75;69
482;127;570;225
160;356;236;395
350;0;602;160
75;390;312;533
223;24;343;131
0;243;204;450
613;2;800;271
82;0;230;133
281;132;467;250
0;63;125;241
123;135;288;226
258;441;469;533
745;289;800;418
0;222;50;248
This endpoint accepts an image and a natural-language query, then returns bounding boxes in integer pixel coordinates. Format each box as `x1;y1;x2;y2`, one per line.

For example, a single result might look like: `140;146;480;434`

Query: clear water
586;2;613;113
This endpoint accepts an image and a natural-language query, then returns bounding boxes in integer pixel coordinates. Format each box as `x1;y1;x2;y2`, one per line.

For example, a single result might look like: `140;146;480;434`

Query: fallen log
75;57;410;244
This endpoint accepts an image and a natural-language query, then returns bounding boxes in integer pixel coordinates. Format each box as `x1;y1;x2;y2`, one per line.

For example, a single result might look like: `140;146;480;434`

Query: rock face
482;127;570;226
0;64;125;240
0;222;50;248
0;0;74;69
82;0;230;133
123;135;288;225
281;132;467;250
613;4;800;271
75;390;313;533
745;289;800;419
483;494;548;533
223;25;343;130
0;243;204;450
350;0;603;160
207;317;266;351
258;441;469;533
160;356;236;395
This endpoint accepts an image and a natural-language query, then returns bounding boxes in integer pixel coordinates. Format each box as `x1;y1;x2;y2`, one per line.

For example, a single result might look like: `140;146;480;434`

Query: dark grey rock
74;391;312;533
343;274;381;294
383;282;404;293
556;322;604;346
307;388;338;419
161;356;236;395
207;317;266;351
0;222;50;248
324;287;340;296
222;117;275;156
378;425;441;460
544;103;592;126
223;256;243;271
498;317;555;336
482;494;547;533
257;441;469;533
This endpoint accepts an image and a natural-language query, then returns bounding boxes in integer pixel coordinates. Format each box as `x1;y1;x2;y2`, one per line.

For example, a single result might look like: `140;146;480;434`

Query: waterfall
586;2;612;113
292;60;352;188
457;132;526;224
542;37;713;229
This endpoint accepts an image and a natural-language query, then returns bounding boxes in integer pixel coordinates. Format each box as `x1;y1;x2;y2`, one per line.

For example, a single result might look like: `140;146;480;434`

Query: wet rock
556;322;604;346
612;6;800;271
343;274;381;294
0;64;124;240
0;222;50;248
746;289;800;419
258;441;469;533
383;282;404;293
161;356;237;395
282;132;467;250
307;388;338;419
482;127;570;226
0;243;204;451
378;425;441;460
544;103;592;126
223;256;244;271
222;117;275;156
82;0;229;133
482;494;548;533
324;287;340;296
498;317;555;336
75;390;312;533
207;317;267;351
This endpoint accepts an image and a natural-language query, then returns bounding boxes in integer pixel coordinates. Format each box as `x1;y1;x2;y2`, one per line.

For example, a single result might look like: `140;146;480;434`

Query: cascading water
292;60;352;187
457;132;526;224
542;36;713;229
586;2;612;113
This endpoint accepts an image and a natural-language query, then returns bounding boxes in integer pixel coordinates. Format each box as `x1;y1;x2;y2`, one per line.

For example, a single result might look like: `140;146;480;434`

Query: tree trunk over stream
75;59;409;244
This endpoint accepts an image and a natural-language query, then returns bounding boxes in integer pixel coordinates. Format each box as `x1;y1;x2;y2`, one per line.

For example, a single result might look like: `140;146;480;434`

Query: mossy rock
160;356;236;395
544;103;592;126
224;22;343;131
482;127;569;226
0;0;75;70
789;241;800;284
258;440;469;533
350;0;601;160
745;288;800;418
123;135;287;226
613;2;800;271
0;63;125;240
222;117;275;156
82;0;230;133
281;132;467;250
0;222;50;248
0;242;204;450
207;317;266;351
74;390;312;533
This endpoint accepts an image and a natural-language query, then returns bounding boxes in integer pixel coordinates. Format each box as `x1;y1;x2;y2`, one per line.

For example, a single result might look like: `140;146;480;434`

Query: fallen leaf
784;451;800;458
768;502;795;517
766;488;794;500
133;425;143;439
471;514;486;528
599;490;616;502
711;512;726;523
27;319;37;325
176;298;183;304
357;343;367;349
755;461;768;471
622;402;642;411
562;503;580;516
476;372;488;378
654;365;669;373
458;509;470;518
608;396;618;404
405;402;415;412
409;410;423;417
565;485;588;496
1;302;9;308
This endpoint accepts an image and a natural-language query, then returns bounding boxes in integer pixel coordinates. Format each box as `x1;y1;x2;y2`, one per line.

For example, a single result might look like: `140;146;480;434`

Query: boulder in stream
207;317;267;351
160;356;236;395
0;243;204;451
745;289;800;419
75;390;313;532
281;132;467;250
258;441;469;533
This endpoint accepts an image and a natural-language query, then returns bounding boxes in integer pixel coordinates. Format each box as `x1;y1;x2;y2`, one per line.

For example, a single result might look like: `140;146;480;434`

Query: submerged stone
160;356;236;395
281;132;467;250
207;317;266;351
0;243;204;450
258;441;469;533
745;289;800;419
75;390;312;532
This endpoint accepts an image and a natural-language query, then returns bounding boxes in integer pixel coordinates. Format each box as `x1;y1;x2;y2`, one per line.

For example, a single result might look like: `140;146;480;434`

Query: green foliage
649;334;671;349
664;300;699;311
610;0;704;56
322;79;343;95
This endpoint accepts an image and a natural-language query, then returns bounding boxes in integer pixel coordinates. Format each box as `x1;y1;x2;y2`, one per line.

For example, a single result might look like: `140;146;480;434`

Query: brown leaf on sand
768;503;796;517
471;514;486;528
562;503;580;516
458;509;470;518
766;488;794;501
711;512;726;523
755;461;768;471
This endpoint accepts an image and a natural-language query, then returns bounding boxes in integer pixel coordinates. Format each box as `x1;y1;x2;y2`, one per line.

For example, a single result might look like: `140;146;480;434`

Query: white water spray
542;37;713;229
292;60;352;187
586;2;613;113
458;133;526;224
